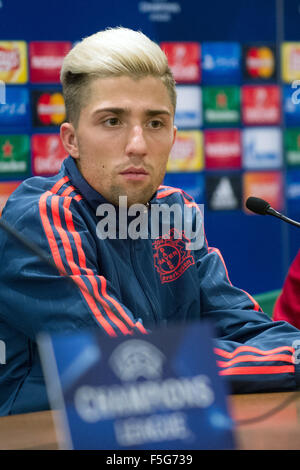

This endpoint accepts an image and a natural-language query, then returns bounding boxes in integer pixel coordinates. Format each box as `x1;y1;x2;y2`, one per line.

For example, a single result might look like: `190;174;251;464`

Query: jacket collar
64;155;107;211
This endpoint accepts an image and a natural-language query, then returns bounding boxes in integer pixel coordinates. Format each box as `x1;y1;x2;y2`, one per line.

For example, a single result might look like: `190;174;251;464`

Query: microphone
246;197;300;228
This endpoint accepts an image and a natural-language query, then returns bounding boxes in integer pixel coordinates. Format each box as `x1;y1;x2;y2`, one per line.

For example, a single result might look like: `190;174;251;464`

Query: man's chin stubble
109;184;155;207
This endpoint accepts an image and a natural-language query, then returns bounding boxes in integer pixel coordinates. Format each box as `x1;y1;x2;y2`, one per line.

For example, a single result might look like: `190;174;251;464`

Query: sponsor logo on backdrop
31;134;67;175
206;174;242;211
243;45;276;80
286;169;300;201
242;127;282;169
0;181;21;215
0;86;29;127
160;42;200;83
202;86;240;124
284;129;300;166
29;41;72;83
167;131;203;171
283;85;300;126
138;0;181;22
243;171;283;213
0;135;30;175
202;42;241;84
282;43;300;83
174;86;202;128
32;90;65;126
0;41;27;83
242;85;281;125
204;129;241;169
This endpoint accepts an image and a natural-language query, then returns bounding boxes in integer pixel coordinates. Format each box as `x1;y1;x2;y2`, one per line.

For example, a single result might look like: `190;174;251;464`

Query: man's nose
125;125;147;157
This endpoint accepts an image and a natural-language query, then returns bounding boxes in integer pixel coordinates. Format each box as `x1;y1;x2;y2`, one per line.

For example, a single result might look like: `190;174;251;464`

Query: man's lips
120;167;148;175
119;167;149;180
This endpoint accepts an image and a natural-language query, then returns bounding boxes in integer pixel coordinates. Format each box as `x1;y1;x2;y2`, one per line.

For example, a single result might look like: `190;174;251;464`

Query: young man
0;27;300;416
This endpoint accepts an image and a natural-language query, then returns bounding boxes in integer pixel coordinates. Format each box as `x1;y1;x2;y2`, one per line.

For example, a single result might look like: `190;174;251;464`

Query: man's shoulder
155;185;197;205
2;172;83;224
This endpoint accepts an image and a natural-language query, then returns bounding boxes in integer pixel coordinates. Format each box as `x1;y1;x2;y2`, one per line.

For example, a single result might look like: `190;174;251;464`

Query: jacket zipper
129;238;159;325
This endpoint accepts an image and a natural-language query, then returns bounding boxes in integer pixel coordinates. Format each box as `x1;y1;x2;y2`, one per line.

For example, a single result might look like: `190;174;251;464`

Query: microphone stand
267;207;300;229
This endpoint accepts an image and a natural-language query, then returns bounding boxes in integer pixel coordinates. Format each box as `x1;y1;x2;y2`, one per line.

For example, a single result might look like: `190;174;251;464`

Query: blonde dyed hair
60;27;177;127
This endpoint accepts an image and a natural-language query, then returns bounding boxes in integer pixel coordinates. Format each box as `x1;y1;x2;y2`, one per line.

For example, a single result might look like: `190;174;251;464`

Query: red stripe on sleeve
56;183;83;202
98;275;148;334
156;188;181;199
219;365;295;376
39;192;67;276
217;353;294;368
39;192;117;337
214;344;295;359
62;198;146;335
50;176;70;195
241;289;261;312
60;185;76;197
57;196;133;335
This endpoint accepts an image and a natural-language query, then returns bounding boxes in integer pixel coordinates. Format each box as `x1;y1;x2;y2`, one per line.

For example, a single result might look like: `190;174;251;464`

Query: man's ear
60;122;80;159
172;125;177;146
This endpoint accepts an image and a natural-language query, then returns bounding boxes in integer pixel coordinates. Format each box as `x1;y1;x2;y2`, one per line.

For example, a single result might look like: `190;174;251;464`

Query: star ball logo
109;340;165;382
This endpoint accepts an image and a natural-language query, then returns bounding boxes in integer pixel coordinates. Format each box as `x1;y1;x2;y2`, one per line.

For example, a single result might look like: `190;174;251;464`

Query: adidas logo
210;177;238;210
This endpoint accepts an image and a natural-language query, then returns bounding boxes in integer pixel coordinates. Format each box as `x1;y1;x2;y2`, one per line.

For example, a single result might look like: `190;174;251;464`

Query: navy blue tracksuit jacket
0;155;300;416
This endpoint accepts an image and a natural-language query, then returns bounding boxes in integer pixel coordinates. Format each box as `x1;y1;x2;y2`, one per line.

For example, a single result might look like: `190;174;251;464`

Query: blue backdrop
0;0;299;295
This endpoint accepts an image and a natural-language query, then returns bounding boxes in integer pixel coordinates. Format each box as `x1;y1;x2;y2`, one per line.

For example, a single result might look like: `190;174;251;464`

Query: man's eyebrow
91;107;126;117
145;109;172;117
91;107;172;117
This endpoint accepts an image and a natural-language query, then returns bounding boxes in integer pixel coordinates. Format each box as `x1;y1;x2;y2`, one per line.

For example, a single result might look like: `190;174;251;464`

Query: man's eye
149;120;163;129
104;117;120;126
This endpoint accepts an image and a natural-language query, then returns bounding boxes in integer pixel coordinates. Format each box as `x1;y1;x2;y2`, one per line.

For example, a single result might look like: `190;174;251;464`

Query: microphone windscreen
246;197;270;215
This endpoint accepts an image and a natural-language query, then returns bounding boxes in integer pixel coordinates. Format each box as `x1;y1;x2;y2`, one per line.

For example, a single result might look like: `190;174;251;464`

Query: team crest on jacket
152;228;195;283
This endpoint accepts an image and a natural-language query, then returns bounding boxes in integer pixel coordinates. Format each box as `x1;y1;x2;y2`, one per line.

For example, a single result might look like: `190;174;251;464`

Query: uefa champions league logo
108;339;165;382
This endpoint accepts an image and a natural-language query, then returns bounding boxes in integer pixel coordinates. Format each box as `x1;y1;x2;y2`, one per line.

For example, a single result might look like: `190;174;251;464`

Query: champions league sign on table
38;322;235;450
